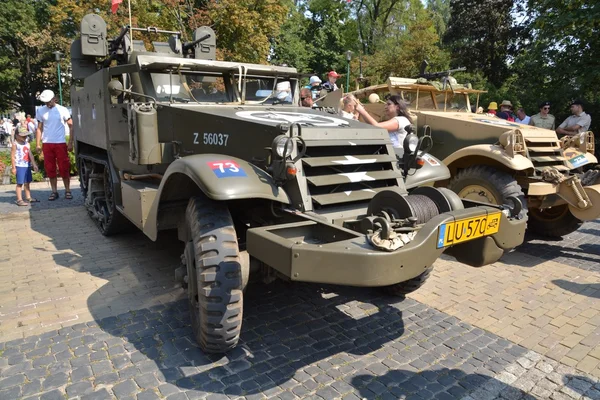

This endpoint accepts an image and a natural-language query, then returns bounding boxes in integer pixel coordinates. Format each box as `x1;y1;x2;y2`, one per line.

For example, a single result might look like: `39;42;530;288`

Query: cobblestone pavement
518;220;600;272
1;183;600;399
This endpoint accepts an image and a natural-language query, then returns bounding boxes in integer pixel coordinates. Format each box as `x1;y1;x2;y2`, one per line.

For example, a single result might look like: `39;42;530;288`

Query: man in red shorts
35;89;74;200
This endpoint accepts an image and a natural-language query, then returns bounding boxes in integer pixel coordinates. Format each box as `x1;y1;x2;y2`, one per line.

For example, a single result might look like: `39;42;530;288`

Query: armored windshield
150;72;230;103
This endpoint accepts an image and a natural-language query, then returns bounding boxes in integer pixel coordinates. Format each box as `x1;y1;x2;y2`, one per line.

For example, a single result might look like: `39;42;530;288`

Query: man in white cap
35;89;74;201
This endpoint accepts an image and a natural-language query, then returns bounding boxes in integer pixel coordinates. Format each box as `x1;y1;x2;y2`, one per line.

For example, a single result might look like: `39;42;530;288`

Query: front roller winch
247;187;526;288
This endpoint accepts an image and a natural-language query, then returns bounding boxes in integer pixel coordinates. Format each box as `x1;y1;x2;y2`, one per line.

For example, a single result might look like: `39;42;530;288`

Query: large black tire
383;268;432;296
448;165;525;208
185;197;244;353
528;205;582;238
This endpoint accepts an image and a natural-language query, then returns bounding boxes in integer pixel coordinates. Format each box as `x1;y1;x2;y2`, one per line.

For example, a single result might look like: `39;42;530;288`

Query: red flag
111;0;123;14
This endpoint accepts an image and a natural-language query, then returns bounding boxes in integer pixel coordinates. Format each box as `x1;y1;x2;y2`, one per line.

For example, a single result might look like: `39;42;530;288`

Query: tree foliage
0;0;62;115
443;0;519;87
0;0;597;145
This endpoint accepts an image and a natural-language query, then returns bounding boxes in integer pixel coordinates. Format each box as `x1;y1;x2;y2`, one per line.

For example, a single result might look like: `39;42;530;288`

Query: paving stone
42;372;69;390
136;391;161;400
113;379;140;398
71;366;94;382
135;373;160;389
39;390;65;400
66;381;94;397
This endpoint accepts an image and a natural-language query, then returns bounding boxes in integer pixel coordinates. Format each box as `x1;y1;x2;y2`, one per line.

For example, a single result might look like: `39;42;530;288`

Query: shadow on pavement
552;279;600;299
23;199;539;398
0;185;84;213
351;368;537;400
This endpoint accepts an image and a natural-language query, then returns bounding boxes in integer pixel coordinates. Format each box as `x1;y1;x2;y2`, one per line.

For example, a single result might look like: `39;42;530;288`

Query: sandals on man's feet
65;191;73;200
27;198;39;203
48;192;59;201
16;200;30;206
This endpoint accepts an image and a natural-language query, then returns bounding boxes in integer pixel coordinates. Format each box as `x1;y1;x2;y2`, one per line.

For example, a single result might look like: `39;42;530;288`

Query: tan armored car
70;15;527;353
351;75;600;238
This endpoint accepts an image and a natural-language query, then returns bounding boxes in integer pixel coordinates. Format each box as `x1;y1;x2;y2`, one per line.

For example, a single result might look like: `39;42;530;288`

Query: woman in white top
356;95;413;148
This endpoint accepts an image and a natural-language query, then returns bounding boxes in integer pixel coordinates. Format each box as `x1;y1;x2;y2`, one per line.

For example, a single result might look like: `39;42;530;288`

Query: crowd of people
485;99;592;137
3;89;74;206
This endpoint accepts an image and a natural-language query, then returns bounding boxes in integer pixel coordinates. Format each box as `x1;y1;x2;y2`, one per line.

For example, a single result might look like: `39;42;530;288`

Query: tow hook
503;196;523;219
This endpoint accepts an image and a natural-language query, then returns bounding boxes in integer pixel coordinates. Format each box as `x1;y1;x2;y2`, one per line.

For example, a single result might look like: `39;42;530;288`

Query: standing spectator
499;100;515;121
35;89;74;201
305;76;322;100
355;95;413;149
300;88;314;108
25;114;37;141
1;118;12;145
11;125;39;206
340;94;359;120
529;101;555;130
322;71;341;92
515;108;530;124
486;102;497;115
556;99;592;137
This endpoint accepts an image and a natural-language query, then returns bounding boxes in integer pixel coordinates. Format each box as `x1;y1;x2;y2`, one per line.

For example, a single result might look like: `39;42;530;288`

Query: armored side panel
81;14;108;57
70;39;97;80
71;69;109;150
153;42;174;54
132;40;147;52
193;26;216;60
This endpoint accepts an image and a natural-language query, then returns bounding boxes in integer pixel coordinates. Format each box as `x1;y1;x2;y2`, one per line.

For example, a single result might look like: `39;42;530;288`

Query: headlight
274;136;293;158
404;134;419;153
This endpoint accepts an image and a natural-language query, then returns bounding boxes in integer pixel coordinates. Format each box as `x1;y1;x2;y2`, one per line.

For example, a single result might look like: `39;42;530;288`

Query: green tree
518;0;600;134
443;0;519;87
269;4;312;71
426;0;450;39
357;0;450;86
0;0;61;115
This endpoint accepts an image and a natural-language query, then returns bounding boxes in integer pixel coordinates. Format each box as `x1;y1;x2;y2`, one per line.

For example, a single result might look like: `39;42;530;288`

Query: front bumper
246;205;526;287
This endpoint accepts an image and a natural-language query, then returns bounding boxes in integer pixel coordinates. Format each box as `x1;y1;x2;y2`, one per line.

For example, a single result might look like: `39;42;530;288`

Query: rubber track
186;197;243;353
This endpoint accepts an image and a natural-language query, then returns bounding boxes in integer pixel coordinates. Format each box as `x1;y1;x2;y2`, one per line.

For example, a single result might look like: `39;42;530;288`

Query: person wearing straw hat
499;100;516;121
35;89;74;201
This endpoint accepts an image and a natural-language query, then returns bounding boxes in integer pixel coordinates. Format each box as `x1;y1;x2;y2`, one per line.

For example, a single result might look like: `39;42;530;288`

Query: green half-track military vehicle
70;15;526;353
351;73;600;238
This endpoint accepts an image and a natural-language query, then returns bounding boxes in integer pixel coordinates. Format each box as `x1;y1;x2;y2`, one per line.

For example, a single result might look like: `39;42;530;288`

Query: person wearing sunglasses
529;101;556;130
355;95;413;149
300;88;314;108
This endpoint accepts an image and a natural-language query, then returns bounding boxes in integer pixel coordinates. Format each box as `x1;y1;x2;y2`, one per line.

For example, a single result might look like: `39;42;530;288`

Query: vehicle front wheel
184;197;245;353
448;165;525;208
382;268;432;296
528;205;582;238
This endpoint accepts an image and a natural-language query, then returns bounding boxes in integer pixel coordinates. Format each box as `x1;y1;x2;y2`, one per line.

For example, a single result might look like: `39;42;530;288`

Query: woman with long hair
355;95;413;148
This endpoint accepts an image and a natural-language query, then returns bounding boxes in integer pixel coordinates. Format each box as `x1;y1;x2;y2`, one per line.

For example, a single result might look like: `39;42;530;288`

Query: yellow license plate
436;212;501;248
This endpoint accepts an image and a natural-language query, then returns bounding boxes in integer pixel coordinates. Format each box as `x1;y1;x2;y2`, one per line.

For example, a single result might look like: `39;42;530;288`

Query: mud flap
445;236;504;267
